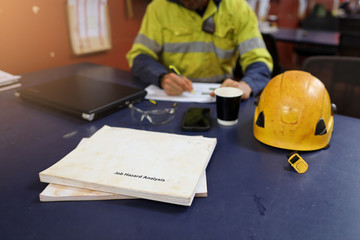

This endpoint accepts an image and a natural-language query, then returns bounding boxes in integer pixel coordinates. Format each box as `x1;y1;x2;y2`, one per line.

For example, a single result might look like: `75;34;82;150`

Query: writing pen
169;65;195;94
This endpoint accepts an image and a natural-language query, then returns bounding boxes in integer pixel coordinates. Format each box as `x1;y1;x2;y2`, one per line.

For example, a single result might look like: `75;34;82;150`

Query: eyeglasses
128;101;177;125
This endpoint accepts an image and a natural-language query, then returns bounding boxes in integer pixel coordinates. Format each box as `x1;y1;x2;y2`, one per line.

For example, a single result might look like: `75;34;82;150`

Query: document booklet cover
39;126;217;206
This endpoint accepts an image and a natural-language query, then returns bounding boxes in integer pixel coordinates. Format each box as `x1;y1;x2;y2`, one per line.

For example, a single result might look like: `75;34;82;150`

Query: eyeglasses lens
147;109;175;124
130;105;176;125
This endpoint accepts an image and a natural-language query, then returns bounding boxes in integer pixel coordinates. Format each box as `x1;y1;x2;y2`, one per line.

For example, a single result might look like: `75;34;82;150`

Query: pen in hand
169;65;195;94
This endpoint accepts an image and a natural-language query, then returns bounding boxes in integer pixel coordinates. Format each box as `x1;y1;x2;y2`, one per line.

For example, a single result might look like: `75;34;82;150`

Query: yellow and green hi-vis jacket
127;0;273;94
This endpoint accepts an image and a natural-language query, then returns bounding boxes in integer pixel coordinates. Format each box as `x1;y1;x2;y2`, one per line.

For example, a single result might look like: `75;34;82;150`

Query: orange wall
0;0;147;75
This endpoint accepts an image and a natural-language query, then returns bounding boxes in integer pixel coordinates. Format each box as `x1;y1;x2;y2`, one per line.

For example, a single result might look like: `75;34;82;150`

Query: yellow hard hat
253;70;334;151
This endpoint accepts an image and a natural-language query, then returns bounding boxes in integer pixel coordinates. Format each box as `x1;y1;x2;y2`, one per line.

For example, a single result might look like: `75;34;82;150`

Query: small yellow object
149;99;157;105
169;65;181;75
288;153;308;174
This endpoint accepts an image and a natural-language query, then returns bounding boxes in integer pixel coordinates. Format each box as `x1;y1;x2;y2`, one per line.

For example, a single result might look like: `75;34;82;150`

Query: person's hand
160;73;193;96
210;79;252;100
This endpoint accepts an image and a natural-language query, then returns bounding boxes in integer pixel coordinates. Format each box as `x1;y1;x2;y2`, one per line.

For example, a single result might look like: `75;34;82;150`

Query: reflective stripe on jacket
126;0;273;83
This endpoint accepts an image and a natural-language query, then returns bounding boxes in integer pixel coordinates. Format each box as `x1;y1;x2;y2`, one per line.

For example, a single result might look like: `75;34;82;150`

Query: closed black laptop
15;75;147;121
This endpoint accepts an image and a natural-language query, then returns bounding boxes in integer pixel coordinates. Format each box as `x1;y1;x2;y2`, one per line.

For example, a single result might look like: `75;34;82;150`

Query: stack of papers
0;70;21;92
145;83;220;103
40;172;208;201
39;126;217;206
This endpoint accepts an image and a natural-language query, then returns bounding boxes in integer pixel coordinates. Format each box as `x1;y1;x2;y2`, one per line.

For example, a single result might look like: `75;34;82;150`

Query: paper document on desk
145;83;220;103
40;137;208;202
39;171;208;202
39;125;217;206
0;70;22;92
0;70;21;85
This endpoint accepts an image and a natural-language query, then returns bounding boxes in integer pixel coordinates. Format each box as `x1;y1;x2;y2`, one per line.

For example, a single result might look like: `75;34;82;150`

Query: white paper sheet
0;70;21;86
145;83;220;103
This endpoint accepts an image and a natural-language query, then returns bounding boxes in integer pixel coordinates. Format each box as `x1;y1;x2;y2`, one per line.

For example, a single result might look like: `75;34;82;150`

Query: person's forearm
241;62;271;97
131;54;169;86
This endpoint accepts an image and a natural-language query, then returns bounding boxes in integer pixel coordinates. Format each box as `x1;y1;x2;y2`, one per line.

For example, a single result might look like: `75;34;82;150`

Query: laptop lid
15;75;147;121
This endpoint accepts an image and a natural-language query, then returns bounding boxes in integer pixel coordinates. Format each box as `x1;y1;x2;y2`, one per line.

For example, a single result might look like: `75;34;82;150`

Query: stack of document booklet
39;125;217;206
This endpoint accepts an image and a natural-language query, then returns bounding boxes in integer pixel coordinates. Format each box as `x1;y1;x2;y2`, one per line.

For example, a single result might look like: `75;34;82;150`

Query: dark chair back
262;33;283;77
339;31;360;57
301;15;339;32
302;56;360;118
339;17;360;34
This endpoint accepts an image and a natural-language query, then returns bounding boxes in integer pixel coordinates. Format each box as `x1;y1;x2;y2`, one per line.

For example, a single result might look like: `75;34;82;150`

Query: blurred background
0;0;359;75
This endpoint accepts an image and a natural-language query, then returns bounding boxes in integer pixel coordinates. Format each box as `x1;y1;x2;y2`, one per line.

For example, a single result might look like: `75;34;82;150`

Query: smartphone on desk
181;107;211;131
